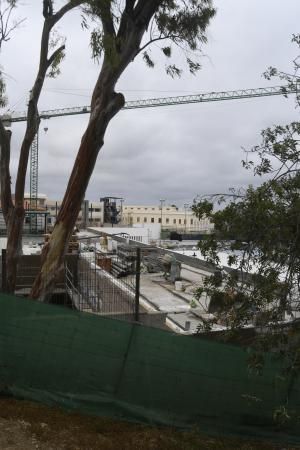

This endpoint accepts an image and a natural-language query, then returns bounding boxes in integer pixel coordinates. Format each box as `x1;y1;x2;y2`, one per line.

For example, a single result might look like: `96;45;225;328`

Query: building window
158;218;161;223
137;217;140;222
190;219;193;225
151;218;155;223
184;219;186;225
173;219;176;224
179;219;181;224
166;218;169;224
144;217;147;223
144;208;148;210
152;208;155;210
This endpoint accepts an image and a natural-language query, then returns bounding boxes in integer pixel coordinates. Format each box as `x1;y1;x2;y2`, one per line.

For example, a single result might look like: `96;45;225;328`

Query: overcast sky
1;0;300;207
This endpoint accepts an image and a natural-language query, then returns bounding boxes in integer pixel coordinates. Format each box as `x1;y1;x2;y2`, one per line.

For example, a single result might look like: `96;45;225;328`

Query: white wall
89;224;161;245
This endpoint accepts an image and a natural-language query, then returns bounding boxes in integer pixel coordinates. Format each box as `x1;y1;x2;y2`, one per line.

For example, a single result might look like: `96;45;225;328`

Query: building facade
46;199;105;227
121;205;212;233
31;198;212;233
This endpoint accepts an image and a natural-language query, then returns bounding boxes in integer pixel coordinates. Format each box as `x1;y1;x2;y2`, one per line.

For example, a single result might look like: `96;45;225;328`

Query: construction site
0;79;299;447
0;1;300;447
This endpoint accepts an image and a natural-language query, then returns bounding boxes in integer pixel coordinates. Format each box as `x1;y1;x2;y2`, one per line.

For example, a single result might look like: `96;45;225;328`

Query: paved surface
139;267;212;333
140;273;190;313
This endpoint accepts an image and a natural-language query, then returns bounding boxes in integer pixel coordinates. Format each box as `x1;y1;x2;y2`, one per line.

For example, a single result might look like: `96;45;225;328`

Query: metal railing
65;241;141;321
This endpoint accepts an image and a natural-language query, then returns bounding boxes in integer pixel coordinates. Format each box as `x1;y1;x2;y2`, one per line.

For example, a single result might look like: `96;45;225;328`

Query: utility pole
159;199;165;243
159;199;165;226
184;203;189;233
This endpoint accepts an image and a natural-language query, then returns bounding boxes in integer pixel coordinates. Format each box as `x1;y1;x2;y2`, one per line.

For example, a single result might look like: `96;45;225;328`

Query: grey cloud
1;0;300;206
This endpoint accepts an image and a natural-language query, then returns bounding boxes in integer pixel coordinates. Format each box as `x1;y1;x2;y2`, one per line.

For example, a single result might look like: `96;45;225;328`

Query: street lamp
159;199;165;226
184;203;189;233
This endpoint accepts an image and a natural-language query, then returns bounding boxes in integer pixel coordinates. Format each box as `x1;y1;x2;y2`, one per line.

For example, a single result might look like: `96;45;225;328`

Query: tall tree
29;0;216;301
192;35;300;351
0;0;86;293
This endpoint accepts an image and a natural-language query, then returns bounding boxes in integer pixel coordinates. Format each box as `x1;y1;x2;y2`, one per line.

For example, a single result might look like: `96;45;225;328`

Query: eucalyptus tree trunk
30;1;162;301
31;0;216;301
30;71;125;300
0;0;83;293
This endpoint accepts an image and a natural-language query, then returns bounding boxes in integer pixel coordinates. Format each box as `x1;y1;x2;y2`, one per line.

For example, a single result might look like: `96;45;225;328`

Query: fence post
1;249;6;292
135;247;141;322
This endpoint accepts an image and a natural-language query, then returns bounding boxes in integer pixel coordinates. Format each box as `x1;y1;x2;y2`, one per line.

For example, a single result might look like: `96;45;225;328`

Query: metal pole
184;203;188;233
135;247;141;322
120;198;124;224
159;199;165;239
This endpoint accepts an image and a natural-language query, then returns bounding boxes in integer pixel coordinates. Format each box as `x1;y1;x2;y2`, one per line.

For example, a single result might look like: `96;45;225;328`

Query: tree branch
47;44;65;67
49;0;85;27
117;0;136;41
43;0;53;18
14;0;84;204
133;0;161;28
99;1;116;39
137;34;180;56
0;2;25;50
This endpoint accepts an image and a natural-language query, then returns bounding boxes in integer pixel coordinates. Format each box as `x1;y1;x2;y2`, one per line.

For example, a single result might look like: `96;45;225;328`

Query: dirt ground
0;397;298;450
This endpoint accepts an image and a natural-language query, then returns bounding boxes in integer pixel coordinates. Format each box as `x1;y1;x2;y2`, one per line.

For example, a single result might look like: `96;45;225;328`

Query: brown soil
0;397;298;450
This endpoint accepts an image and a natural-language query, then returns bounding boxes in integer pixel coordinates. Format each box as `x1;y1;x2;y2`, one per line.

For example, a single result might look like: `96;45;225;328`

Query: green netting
0;292;299;444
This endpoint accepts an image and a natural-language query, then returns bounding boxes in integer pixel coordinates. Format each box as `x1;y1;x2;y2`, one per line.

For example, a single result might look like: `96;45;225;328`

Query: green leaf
143;51;154;68
161;46;171;57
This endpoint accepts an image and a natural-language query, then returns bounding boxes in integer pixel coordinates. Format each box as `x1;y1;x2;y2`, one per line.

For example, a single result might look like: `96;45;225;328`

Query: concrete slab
140;273;190;313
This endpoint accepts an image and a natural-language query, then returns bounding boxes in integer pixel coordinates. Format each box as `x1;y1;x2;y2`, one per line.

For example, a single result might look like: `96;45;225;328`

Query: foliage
47;29;66;78
192;35;300;344
0;72;6;107
0;0;23;49
264;33;300;106
81;0;216;76
0;1;216;297
0;0;23;107
191;38;300;425
28;0;217;300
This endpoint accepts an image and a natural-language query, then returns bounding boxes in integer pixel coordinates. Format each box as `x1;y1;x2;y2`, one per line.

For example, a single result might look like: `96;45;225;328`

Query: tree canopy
0;1;216;299
192;36;300;369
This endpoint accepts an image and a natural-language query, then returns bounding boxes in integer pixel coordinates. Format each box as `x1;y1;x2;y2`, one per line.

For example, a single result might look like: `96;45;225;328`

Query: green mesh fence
0;292;299;444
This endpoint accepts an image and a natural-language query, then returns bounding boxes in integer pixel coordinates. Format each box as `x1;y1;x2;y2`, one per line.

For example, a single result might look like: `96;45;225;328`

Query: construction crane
2;84;298;207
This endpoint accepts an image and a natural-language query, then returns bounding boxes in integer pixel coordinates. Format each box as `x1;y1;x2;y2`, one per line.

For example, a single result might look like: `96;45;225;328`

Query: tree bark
1;2;84;294
5;208;24;292
30;81;125;301
30;1;163;301
0;119;19;293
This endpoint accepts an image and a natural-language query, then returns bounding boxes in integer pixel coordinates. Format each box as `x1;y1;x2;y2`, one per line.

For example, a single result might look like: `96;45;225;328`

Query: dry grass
0;397;298;450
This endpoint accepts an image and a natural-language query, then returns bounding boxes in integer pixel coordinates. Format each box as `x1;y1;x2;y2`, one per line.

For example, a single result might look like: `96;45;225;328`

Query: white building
41;198;213;233
120;204;212;233
88;224;161;245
